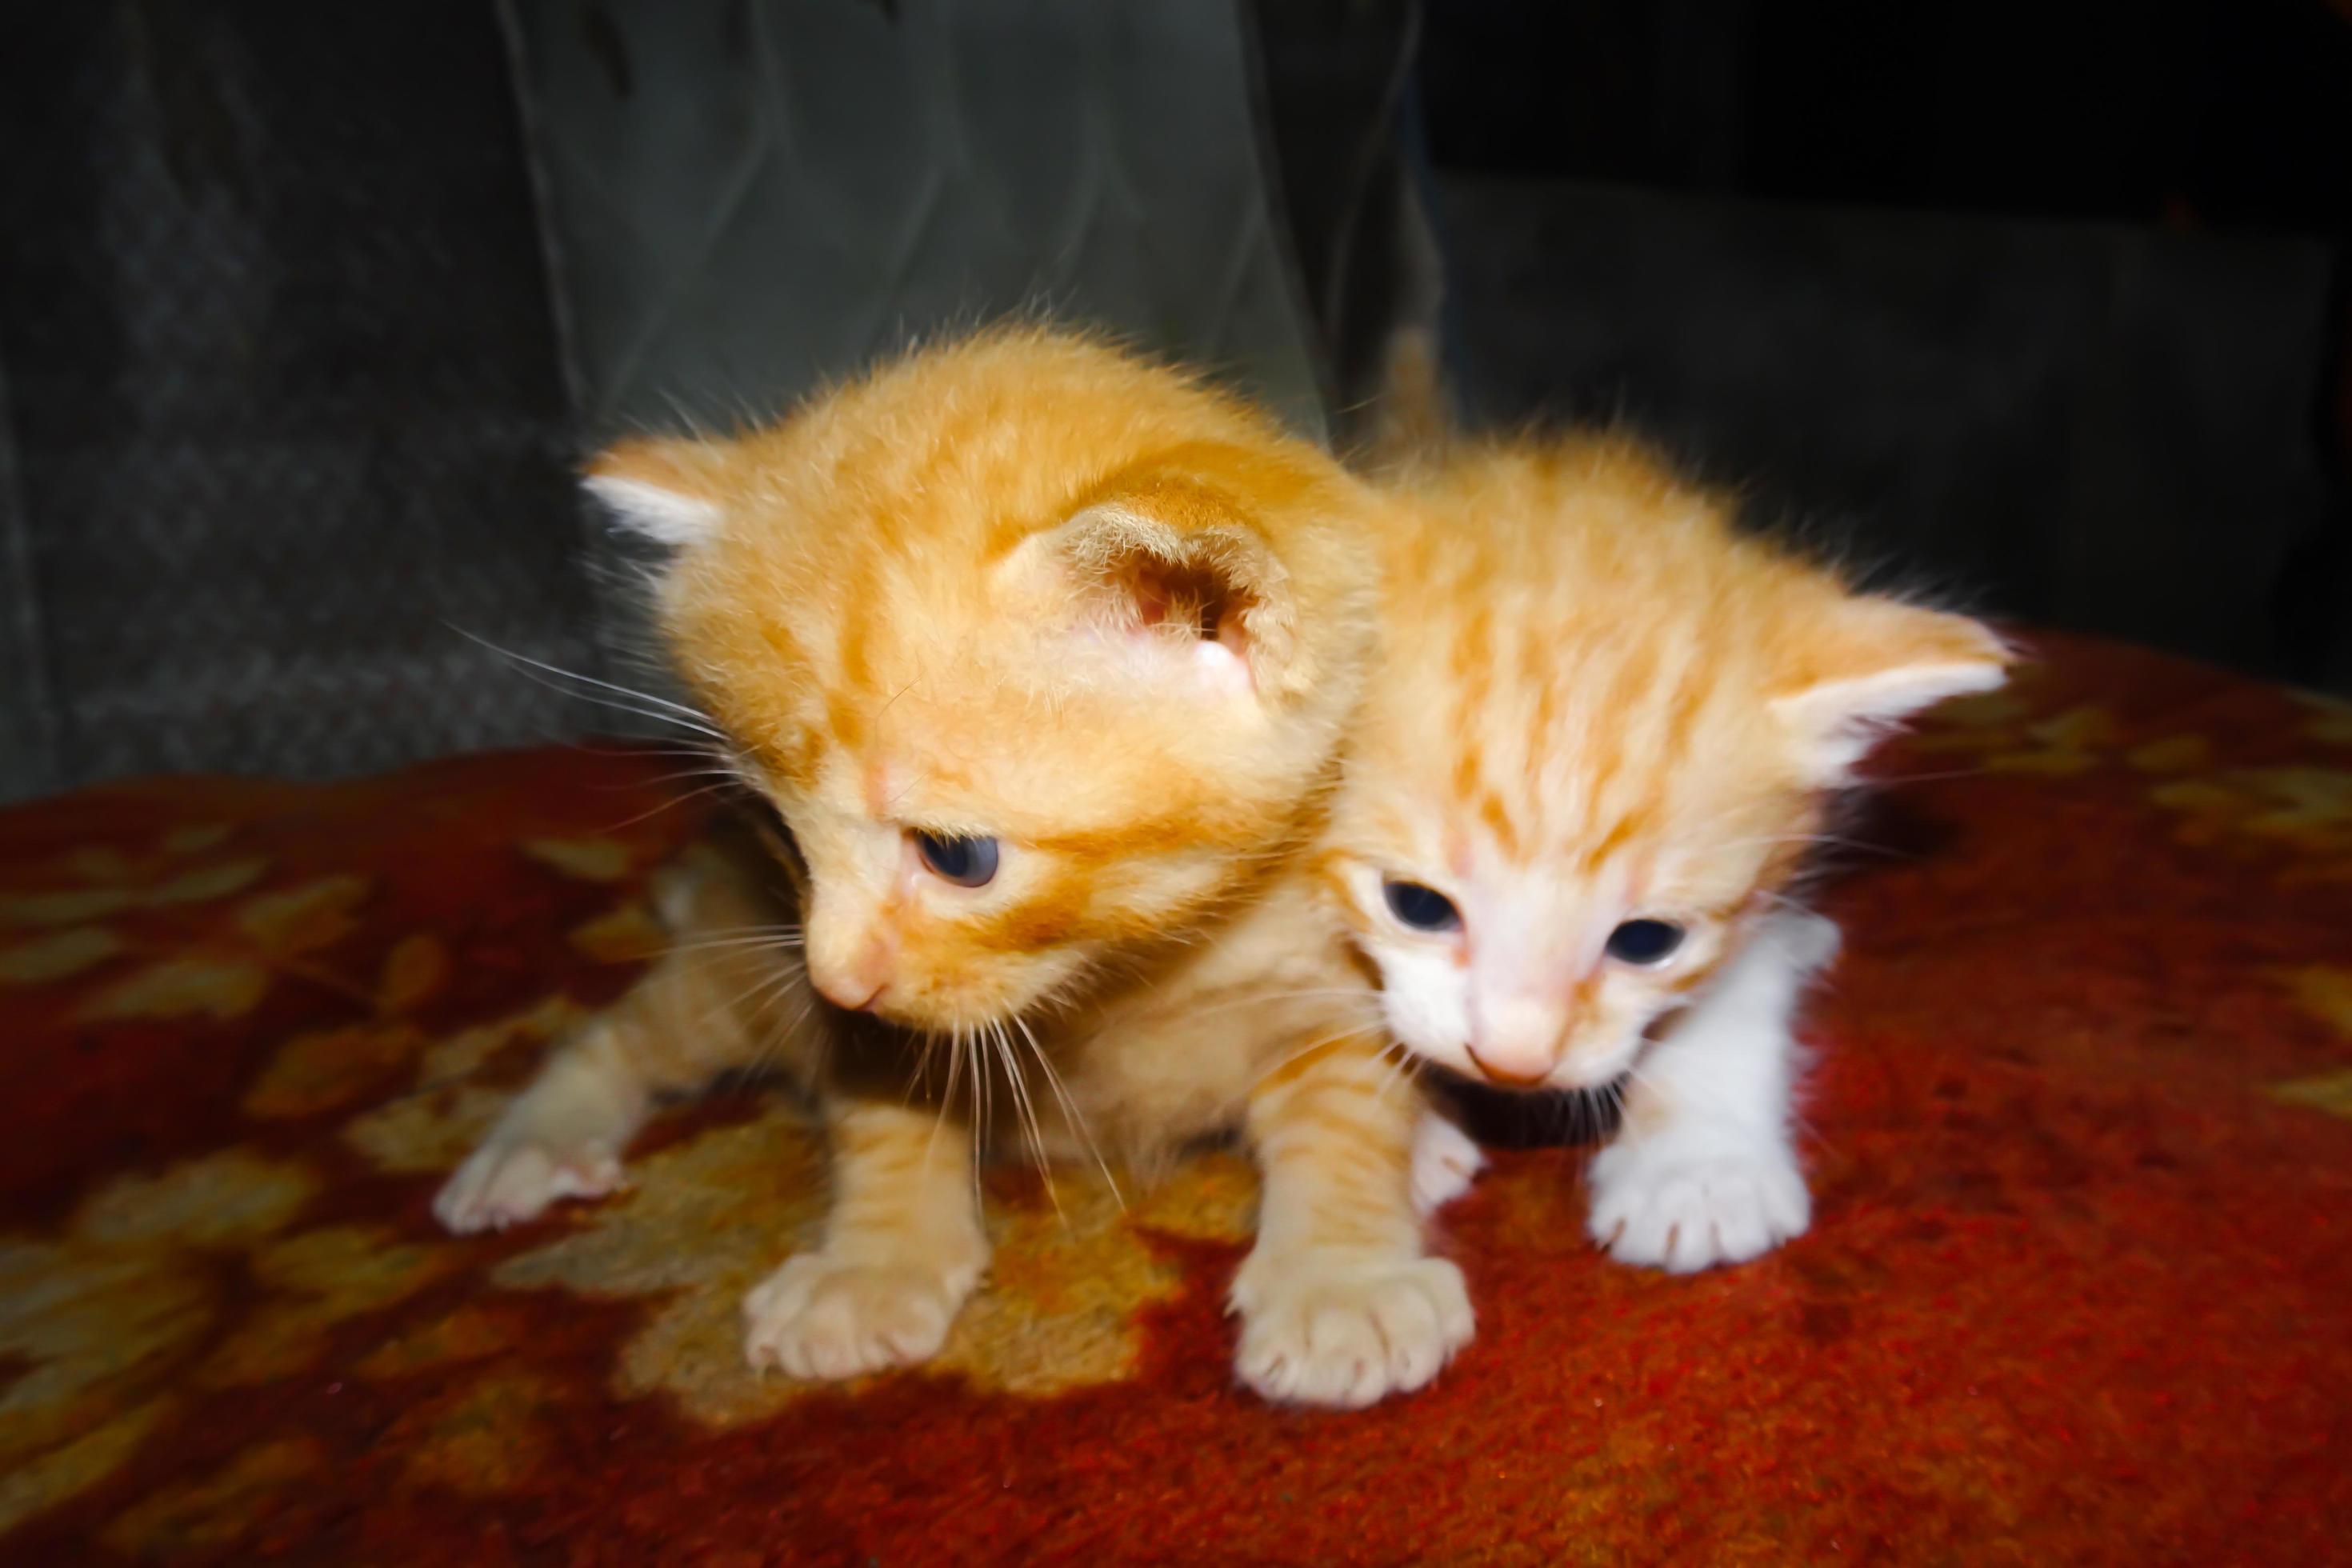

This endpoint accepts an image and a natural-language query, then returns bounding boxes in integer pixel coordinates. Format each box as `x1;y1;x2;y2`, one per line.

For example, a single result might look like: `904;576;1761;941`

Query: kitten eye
1606;918;1685;966
1382;878;1462;933
913;831;999;888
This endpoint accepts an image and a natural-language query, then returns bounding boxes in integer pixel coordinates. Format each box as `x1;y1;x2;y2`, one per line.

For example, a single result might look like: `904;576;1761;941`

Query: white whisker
1015;1014;1122;1209
967;1022;990;1211
449;626;727;738
1373;1035;1423;1103
593;779;746;834
992;1018;1060;1221
693;953;805;1036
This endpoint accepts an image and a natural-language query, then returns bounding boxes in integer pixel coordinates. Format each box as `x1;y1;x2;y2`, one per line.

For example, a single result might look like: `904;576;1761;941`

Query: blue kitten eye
1606;918;1685;966
1382;878;1461;933
914;831;999;888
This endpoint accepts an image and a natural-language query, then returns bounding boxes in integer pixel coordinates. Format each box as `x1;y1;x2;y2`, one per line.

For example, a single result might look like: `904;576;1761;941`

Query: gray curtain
502;0;1334;736
0;0;1354;798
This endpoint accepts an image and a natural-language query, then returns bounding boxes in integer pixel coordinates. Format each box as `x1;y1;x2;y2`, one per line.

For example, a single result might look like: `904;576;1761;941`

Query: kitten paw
1410;1111;1486;1215
1586;1138;1809;1273
433;1138;628;1234
742;1250;982;1380
1778;910;1843;974
1230;1251;1474;1408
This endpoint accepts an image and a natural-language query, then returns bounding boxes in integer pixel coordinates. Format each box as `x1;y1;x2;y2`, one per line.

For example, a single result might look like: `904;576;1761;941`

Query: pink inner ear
1193;634;1253;694
1132;581;1172;628
1108;558;1258;694
1190;598;1256;693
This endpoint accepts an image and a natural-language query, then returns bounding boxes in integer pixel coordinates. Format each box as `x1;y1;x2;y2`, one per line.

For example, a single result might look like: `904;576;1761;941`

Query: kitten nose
807;929;895;1012
1467;995;1566;1086
812;971;884;1012
1463;1046;1550;1088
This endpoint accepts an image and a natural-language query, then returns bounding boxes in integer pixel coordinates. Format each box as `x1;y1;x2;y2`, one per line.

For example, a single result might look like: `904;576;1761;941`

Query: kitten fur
438;327;1473;1408
1325;406;2010;1273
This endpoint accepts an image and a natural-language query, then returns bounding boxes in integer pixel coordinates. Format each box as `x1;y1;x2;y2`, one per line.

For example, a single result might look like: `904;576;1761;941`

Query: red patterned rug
2;631;2348;1566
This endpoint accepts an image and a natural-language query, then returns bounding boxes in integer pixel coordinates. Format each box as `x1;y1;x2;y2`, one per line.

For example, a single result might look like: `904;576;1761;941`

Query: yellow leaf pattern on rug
343;1086;512;1177
567;902;666;964
2280;966;2352;1036
416;994;589;1086
1907;679;2142;779
0;927;122;986
75;1150;314;1248
1982;706;2120;775
63;847;136;882
342;995;592;1176
235;875;371;958
374;933;451;1015
144;858;270;907
522;836;636;882
200;1226;451;1387
99;1438;321;1559
932;1170;1197;1399
354;1304;519;1381
2270;1072;2352;1121
245;1022;428;1119
2150;769;2352;872
493;1106;1250;1426
1122;1150;1258;1243
2298;692;2352;747
78;956;271;1022
0;1152;314;1531
0;1396;179;1538
491;1108;826;1426
158;824;234;856
0;887;134;927
2125;735;2210;774
390;1372;560;1497
2;829;259;930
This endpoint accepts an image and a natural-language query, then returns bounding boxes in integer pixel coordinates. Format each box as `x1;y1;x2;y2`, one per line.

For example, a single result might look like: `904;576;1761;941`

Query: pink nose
1467;994;1566;1086
812;972;884;1012
1464;1046;1550;1088
809;932;894;1012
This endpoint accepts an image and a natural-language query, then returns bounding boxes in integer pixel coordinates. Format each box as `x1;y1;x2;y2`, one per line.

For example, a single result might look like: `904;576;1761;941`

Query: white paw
1586;1135;1810;1273
1777;910;1843;974
1230;1250;1474;1408
1410;1111;1486;1215
433;1137;628;1234
742;1249;983;1380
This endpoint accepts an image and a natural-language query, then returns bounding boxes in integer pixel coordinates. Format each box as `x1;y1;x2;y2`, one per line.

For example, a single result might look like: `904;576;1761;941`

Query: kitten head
1322;436;2009;1090
589;328;1375;1031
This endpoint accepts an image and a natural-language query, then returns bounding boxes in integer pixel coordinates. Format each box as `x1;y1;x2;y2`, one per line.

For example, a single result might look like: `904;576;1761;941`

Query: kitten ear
582;437;727;547
1006;473;1301;699
1771;598;2012;782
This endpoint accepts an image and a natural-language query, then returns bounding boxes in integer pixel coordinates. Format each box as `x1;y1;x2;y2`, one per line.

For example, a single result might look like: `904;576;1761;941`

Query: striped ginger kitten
1325;431;2010;1271
437;329;1472;1408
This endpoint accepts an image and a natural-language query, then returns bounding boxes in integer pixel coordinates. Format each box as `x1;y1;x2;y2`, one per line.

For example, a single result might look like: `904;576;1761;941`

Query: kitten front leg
437;834;807;1234
1586;911;1839;1272
434;1012;657;1233
1232;1038;1473;1408
742;1098;990;1379
436;934;778;1232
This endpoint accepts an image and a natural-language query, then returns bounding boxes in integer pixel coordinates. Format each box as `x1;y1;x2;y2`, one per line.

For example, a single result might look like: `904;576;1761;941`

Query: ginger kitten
1323;430;2010;1272
438;328;1472;1407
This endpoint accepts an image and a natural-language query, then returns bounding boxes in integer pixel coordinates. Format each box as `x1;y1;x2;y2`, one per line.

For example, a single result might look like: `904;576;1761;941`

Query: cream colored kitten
1322;429;2009;1272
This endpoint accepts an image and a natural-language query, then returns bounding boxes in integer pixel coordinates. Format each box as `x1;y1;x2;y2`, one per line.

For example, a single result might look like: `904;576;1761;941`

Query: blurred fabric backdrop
0;0;2344;804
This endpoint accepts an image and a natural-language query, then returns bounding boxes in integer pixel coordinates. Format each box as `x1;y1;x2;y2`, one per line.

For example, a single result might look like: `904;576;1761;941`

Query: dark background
1405;0;2352;690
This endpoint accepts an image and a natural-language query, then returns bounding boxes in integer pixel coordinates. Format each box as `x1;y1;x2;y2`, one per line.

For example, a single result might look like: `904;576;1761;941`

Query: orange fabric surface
1;632;2348;1565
